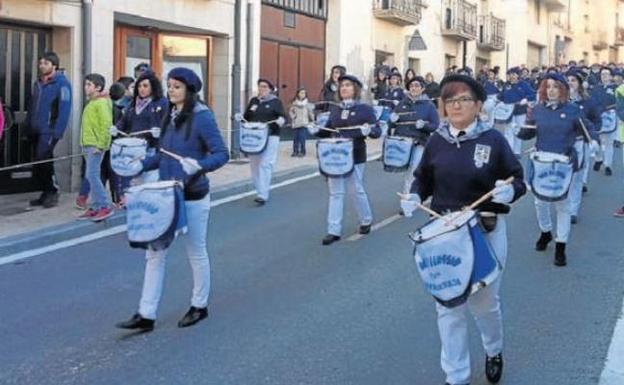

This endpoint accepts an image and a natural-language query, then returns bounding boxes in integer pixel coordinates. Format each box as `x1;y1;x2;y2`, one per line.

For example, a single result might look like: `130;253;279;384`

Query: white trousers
402;145;425;194
503;114;525;156
138;194;212;320
595;130;617;168
568;141;588;216
436;217;508;385
249;136;280;200
327;163;373;236
534;197;571;243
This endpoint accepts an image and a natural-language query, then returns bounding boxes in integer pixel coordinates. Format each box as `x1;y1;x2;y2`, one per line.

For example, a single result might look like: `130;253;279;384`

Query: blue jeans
83;146;111;210
293;127;307;154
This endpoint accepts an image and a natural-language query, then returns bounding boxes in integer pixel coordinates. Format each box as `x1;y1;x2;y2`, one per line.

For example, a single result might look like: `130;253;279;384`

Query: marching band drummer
400;74;526;385
497;67;535;157
566;70;601;223
591;67;618;176
382;72;405;107
519;73;598;267
116;68;229;331
318;65;346;110
308;74;379;246
390;75;440;197
242;79;287;206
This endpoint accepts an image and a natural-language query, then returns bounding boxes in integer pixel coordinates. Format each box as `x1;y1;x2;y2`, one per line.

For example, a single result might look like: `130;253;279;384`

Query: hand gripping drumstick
464;176;515;212
160;148;184;162
395;192;452;223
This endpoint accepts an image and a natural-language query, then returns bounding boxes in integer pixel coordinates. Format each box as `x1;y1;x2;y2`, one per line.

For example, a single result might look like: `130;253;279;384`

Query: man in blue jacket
26;51;73;208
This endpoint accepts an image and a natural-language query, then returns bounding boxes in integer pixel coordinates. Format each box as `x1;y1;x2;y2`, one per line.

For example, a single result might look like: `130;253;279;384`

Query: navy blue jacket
411;121;526;214
524;102;596;166
317;101;378;164
390;95;439;145
143;103;229;200
116;97;169;147
243;95;286;136
590;83;617;112
571;95;602;134
483;80;500;96
497;81;534;115
383;86;405;104
26;71;72;139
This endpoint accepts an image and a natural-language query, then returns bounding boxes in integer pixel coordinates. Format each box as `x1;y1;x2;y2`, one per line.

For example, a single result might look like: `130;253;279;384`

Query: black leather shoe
177;306;208;328
554;242;567;266
535;231;553;251
115;313;155;331
359;224;372;235
322;234;340;245
605;167;613;176
42;192;59;208
582;185;588;194
593;161;603;171
254;197;266;206
29;193;46;207
485;353;503;383
571;215;578;225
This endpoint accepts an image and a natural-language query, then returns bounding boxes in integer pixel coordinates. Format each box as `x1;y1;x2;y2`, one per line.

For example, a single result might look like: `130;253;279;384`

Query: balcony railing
262;0;328;19
616;27;624;46
478;14;505;51
542;0;567;11
372;0;424;26
441;0;478;40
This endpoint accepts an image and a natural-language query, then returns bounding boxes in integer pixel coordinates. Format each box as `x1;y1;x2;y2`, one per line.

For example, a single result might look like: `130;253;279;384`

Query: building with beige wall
0;0;260;193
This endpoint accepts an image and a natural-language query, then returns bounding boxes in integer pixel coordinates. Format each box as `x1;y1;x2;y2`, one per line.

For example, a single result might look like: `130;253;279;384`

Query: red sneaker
75;195;88;210
77;208;98;220
613;207;624;218
91;207;114;222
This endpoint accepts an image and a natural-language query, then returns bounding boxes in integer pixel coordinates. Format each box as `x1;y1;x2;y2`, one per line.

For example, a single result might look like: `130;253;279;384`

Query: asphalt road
1;154;623;385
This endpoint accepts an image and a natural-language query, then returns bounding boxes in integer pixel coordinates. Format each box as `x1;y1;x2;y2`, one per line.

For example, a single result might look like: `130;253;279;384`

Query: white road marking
0;171;321;266
346;214;403;242
599;296;624;385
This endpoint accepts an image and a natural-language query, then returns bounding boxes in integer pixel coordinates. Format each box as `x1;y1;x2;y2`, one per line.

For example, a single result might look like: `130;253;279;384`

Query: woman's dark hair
405;68;416;81
162;88;200;140
116;76;135;89
109;82;126;101
292;88;307;102
132;72;163;106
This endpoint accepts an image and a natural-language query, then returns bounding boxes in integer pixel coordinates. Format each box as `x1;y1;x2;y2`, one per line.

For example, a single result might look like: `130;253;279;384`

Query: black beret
439;74;487;102
405;76;426;90
338;74;363;88
257;78;275;91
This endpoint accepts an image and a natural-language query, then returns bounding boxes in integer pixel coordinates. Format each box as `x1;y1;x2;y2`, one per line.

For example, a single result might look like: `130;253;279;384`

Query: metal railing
442;0;478;39
372;0;423;26
261;0;328;19
478;14;505;50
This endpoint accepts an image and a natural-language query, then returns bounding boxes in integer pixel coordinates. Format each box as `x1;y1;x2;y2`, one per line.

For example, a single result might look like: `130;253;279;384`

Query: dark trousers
293;127;307;154
31;134;59;195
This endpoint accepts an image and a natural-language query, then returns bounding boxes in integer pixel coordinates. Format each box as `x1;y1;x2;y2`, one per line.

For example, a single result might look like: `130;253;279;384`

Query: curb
0;155;376;258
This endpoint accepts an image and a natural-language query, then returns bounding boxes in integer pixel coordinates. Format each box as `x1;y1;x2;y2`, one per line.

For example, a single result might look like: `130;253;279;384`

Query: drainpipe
82;0;93;77
245;1;254;104
230;0;242;159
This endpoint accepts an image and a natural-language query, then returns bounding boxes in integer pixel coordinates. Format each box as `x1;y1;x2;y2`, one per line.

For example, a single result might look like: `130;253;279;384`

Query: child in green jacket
77;73;114;221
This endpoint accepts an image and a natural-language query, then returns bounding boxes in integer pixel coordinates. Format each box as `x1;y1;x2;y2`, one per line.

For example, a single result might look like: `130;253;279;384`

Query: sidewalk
0;139;382;254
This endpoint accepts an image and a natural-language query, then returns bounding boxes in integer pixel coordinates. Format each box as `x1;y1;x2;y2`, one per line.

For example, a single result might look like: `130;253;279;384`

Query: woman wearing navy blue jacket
381;72;404;108
566;70;601;223
400;75;526;385
390;76;439;195
116;68;229;331
110;71;169;190
521;73;597;267
590;67;618;176
308;74;379;245
497;67;535;156
242;79;287;205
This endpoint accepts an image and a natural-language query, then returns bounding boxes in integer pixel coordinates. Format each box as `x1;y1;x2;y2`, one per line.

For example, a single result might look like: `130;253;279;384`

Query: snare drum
410;210;501;308
493;103;515;124
382;136;414;172
316;138;354;177
315;112;330;128
600;110;617;134
110;137;148;177
374;105;391;123
527;151;574;202
126;180;187;251
240;122;269;154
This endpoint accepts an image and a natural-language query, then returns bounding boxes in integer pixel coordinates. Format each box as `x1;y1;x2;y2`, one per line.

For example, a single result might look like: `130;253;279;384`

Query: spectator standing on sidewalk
289;88;314;157
77;74;114;222
25;51;73;209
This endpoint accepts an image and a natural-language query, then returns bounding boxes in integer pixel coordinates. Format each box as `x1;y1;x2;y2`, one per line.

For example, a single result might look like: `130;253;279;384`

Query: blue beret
338;74;363;88
541;73;569;89
440;74;487;102
168;67;202;93
405;76;426;90
565;70;585;83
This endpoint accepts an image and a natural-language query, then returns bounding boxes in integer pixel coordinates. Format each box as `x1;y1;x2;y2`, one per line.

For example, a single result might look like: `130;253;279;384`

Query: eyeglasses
444;96;476;107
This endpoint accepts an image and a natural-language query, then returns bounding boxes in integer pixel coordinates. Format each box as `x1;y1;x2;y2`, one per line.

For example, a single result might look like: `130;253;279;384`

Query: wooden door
278;44;299;105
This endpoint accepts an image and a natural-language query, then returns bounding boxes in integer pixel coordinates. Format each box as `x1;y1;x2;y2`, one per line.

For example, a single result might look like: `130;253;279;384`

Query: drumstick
396;193;446;220
128;129;153;136
319;127;339;133
395;120;430;126
577;118;593;143
520;124;537;129
160;148;184;162
115;130;130;137
464;176;515;211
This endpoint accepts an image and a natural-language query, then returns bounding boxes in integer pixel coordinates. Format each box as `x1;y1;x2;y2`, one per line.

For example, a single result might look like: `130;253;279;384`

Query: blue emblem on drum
473;144;491;168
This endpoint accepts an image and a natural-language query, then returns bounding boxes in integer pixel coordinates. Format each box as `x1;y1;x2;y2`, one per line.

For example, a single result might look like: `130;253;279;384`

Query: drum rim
412;210;477;243
112;137;148;146
529;150;571;163
127;180;183;193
